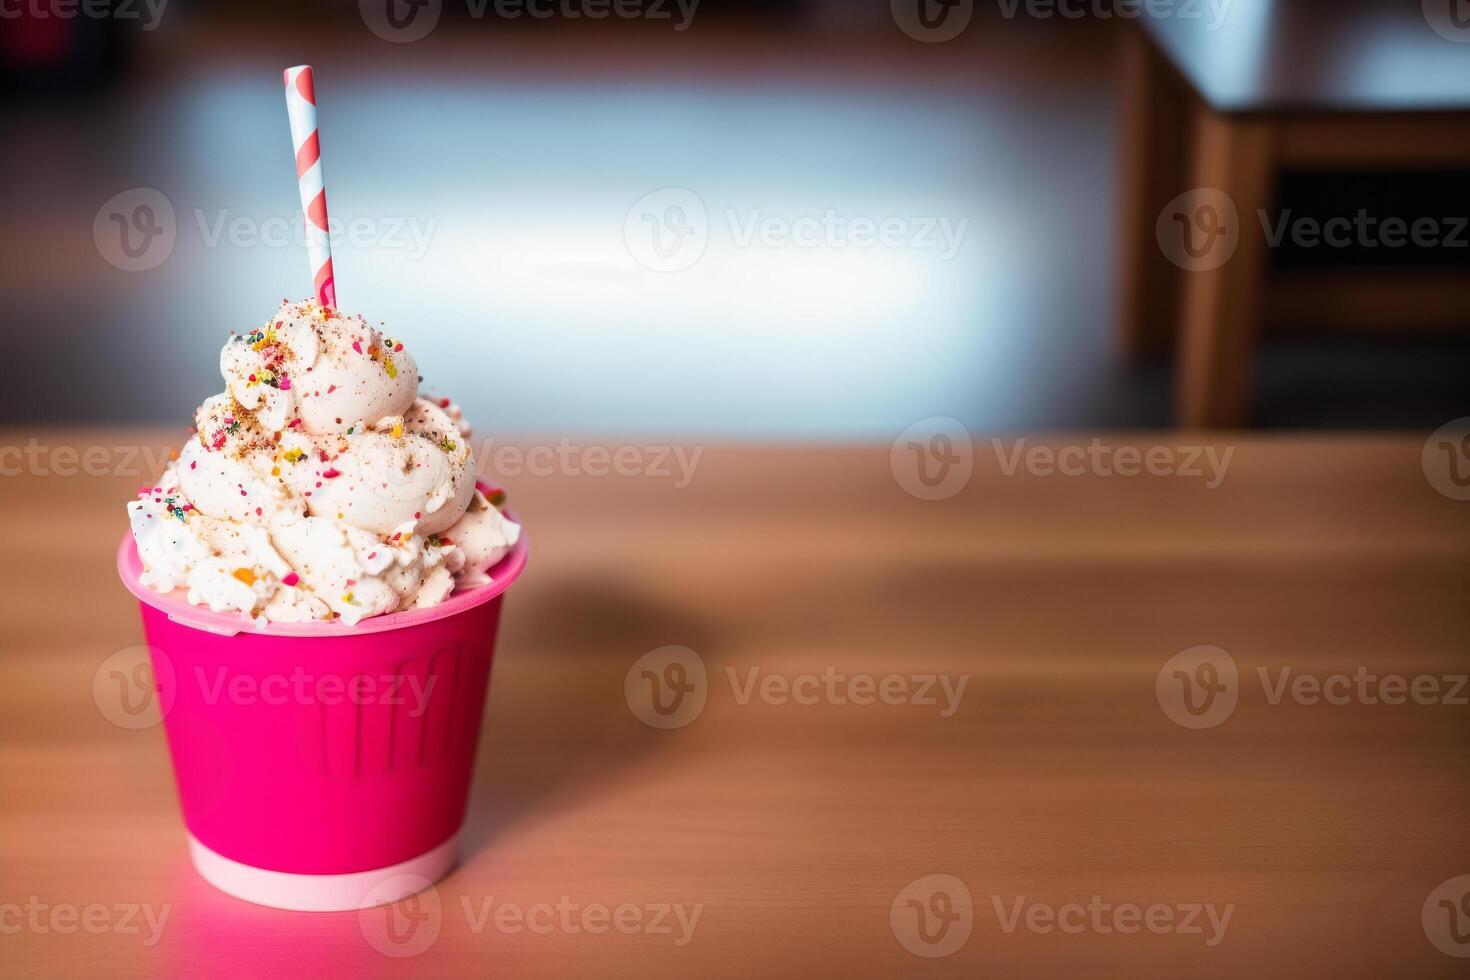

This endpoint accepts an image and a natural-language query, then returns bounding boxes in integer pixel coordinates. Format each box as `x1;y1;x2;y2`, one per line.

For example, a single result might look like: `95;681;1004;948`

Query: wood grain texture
1;429;1468;978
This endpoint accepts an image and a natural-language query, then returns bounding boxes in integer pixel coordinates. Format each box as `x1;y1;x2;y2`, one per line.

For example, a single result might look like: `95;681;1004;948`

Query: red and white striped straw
283;65;336;308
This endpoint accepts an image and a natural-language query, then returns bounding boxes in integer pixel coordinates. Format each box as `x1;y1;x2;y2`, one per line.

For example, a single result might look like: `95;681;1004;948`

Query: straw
283;65;336;308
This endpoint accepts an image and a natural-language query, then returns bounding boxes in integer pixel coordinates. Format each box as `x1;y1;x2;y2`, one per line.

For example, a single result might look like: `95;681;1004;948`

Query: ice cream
127;299;521;626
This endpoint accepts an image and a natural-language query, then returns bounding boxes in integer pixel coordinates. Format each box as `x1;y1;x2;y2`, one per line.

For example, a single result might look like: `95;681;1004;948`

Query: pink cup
115;513;527;912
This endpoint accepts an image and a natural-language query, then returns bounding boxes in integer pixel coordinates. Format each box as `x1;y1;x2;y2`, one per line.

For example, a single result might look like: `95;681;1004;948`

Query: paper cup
115;514;527;912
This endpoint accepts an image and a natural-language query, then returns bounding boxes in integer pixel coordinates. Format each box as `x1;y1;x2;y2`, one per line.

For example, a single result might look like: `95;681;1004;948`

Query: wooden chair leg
1175;112;1276;429
1116;28;1196;361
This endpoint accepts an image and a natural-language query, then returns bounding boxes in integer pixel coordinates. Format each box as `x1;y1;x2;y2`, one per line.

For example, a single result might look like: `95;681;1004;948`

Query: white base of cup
187;833;457;912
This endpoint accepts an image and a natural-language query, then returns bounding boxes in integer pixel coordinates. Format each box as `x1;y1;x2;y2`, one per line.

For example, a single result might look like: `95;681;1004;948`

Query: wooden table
3;429;1469;977
1118;4;1470;428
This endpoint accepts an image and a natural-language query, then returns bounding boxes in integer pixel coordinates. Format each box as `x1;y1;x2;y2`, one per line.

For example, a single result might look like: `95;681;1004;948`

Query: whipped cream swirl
128;299;520;626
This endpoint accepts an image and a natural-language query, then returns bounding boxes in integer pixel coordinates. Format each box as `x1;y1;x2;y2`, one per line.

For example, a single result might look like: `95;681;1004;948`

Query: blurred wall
2;0;1465;435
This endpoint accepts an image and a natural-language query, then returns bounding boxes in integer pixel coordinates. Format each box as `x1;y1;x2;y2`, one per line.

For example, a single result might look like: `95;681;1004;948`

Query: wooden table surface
2;429;1468;978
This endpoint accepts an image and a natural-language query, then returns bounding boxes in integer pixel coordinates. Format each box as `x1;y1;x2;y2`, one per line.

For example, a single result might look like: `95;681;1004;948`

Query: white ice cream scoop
221;300;418;436
128;301;515;626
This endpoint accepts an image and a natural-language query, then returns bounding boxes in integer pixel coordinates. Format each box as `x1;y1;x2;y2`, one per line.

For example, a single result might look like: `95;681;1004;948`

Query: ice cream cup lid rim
116;508;527;638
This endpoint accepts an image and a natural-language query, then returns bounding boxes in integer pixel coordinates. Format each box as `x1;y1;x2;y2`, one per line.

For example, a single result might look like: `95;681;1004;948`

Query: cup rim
117;506;527;638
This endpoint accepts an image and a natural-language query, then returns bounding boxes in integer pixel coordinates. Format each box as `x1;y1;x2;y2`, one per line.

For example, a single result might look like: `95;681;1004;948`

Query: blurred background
2;0;1467;435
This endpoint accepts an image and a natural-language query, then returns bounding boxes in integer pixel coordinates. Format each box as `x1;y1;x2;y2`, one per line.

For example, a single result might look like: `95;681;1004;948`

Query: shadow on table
457;573;726;859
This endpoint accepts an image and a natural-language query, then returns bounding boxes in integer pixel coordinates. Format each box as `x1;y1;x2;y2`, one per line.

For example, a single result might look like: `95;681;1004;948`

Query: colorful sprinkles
133;301;507;628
